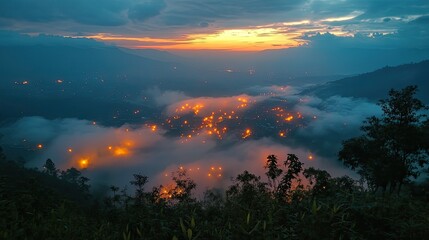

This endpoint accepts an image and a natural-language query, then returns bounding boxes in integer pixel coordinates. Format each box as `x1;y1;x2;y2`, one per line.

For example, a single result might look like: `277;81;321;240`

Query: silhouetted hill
0;45;173;83
302;60;429;103
120;48;184;63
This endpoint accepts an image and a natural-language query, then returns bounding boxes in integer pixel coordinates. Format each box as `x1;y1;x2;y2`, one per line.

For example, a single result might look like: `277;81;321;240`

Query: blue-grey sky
1;0;428;50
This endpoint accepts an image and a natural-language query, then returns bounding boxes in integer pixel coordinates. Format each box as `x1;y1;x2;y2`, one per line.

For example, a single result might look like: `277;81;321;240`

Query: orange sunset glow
85;27;304;51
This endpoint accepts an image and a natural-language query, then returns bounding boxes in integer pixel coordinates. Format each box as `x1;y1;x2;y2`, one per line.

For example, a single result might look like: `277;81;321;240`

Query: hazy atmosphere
1;1;429;238
1;0;429;190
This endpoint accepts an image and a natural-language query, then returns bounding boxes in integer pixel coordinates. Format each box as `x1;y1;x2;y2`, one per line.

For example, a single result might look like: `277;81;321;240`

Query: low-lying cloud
0;87;381;192
1;116;332;191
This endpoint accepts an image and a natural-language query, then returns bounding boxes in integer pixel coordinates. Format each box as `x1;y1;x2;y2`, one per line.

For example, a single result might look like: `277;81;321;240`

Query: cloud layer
1;116;331;191
0;87;380;191
1;0;428;50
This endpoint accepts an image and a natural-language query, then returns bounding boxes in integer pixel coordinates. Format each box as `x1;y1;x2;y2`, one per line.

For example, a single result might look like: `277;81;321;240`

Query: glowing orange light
237;97;248;103
67;148;73;153
37;144;43;149
114;147;129;156
151;125;157;131
123;140;134;147
242;129;252;139
285;116;294;121
86;27;301;51
79;158;89;169
108;146;113;150
308;155;314;160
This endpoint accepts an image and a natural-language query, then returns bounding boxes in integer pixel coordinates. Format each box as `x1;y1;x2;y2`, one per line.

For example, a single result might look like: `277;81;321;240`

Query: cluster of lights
271;107;303;123
167;97;255;140
207;166;223;178
64;138;137;169
174;103;204;115
31;95;323;171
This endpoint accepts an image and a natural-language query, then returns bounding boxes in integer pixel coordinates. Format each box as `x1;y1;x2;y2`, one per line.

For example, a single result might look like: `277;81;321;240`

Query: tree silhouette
43;158;58;177
339;86;428;193
264;154;283;191
277;154;303;199
303;167;331;196
226;170;268;208
130;173;149;204
171;168;196;202
61;167;82;184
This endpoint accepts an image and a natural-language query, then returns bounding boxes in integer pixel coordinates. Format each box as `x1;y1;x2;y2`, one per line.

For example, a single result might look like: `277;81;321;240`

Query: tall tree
277;154;303;199
339;86;428;193
264;154;283;191
171;168;196;202
130;173;149;204
303;167;331;196
43;158;58;177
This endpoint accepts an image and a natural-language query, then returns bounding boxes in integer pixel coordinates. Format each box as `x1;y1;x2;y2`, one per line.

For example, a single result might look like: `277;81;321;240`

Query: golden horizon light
84;26;304;51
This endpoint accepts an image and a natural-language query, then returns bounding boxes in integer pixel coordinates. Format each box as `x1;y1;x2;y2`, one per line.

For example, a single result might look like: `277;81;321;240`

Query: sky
1;0;429;51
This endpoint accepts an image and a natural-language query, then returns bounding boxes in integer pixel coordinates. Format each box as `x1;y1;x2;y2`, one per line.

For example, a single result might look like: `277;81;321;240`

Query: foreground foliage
1;156;429;240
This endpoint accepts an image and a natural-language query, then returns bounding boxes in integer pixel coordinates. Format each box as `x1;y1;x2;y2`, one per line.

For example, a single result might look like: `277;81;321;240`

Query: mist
0;86;380;192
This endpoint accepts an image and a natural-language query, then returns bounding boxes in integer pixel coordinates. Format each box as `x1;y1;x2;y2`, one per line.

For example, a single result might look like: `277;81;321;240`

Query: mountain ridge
301;60;429;103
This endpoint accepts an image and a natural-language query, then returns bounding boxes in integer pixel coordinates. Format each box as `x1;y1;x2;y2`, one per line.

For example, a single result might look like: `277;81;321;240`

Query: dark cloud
410;15;429;25
159;0;305;26
199;22;209;28
0;30;104;46
1;0;428;51
0;0;166;26
303;29;429;50
357;0;429;19
307;0;429;20
128;0;166;21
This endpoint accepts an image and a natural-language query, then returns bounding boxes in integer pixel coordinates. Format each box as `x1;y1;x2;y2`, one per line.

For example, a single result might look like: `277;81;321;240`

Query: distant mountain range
0;45;174;84
301;60;429;103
